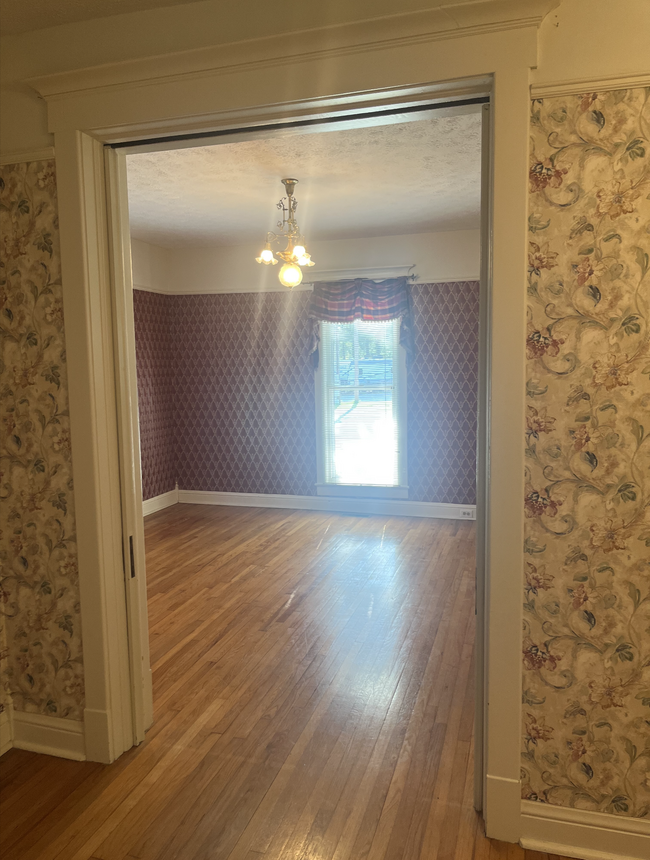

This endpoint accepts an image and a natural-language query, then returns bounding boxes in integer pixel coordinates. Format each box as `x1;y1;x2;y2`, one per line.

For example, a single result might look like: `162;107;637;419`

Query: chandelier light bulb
255;179;314;280
278;263;303;288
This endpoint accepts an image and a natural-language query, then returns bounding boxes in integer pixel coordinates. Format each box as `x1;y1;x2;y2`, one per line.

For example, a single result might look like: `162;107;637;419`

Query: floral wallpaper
522;88;650;818
0;160;84;721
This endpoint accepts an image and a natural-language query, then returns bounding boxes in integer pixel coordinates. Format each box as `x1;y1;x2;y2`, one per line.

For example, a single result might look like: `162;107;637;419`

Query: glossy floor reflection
0;506;572;859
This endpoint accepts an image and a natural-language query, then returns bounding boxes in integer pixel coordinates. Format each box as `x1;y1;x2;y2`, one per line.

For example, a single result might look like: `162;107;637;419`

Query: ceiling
126;111;482;248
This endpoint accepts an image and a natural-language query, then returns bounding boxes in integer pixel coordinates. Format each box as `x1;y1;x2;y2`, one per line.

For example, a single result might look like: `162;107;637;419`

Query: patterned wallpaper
408;281;479;504
133;284;479;505
133;290;177;499
0;160;84;721
522;88;650;818
173;291;318;496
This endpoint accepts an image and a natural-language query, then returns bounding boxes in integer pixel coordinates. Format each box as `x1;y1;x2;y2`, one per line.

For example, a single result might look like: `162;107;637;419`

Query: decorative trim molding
0;147;55;166
12;711;86;761
28;1;554;102
0;706;13;757
178;489;476;520
485;774;521;843
142;487;179;516
531;72;650;100
521;800;650;860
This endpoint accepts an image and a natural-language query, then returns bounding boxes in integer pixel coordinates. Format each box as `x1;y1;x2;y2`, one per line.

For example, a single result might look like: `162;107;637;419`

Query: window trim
314;318;408;499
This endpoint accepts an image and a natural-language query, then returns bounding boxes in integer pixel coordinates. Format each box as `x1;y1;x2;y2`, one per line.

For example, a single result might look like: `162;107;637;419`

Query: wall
172;291;317;495
132;290;177;499
0;160;83;721
1;0;648;843
522;87;650;819
0;0;491;155
130;230;480;294
133;280;479;504
408;281;479;504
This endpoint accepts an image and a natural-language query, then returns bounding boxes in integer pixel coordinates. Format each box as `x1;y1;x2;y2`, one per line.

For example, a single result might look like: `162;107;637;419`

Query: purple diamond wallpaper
132;282;478;505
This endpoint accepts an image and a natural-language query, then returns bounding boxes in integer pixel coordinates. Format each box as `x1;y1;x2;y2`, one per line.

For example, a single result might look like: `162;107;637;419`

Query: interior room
111;109;485;856
1;2;648;859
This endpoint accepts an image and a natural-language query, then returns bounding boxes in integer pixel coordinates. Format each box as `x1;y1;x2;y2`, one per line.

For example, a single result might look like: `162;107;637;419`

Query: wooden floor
0;505;571;860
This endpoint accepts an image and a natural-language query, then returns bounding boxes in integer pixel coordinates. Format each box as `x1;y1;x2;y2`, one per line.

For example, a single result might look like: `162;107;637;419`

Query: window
317;318;407;497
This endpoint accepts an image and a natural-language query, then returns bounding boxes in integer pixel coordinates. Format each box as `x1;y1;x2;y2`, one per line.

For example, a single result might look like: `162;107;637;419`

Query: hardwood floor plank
0;506;575;860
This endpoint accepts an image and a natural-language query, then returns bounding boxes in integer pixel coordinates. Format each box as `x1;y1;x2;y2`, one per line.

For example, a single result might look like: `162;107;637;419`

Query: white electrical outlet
460;509;474;519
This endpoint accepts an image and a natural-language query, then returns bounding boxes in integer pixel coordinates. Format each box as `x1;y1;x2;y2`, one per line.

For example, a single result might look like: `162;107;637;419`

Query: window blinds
320;319;402;487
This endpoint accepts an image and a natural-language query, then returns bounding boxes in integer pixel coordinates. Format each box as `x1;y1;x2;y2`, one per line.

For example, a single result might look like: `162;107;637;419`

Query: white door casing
31;17;539;841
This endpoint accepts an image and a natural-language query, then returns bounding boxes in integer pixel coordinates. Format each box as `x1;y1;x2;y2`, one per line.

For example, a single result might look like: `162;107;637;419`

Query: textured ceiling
126;112;481;247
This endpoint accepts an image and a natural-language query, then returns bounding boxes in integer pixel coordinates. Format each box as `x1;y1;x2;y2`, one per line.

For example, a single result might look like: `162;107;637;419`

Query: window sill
315;484;409;500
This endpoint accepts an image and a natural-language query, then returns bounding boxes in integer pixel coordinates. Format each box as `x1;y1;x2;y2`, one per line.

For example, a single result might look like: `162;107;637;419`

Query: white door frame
34;20;535;841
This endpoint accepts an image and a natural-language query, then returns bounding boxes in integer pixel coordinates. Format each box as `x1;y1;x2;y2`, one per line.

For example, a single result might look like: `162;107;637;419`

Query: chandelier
255;178;315;288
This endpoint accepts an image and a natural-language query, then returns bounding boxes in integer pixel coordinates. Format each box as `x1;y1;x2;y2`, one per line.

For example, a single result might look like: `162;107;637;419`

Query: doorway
105;92;491;841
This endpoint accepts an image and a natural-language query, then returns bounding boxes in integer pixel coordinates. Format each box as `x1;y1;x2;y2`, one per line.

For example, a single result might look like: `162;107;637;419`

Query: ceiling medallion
255;178;315;288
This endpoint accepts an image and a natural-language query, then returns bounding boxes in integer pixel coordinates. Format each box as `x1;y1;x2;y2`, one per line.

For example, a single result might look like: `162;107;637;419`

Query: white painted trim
28;1;554;104
520;800;650;860
0;706;13;756
55;130;134;763
143;488;179;516
106;148;155;742
178;489;475;520
315;484;410;500
485;774;521;842
12;712;86;761
0;147;55;165
37;18;541;840
531;71;650;99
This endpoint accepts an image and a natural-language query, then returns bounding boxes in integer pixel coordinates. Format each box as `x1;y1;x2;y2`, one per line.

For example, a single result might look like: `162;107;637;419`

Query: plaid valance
307;277;415;367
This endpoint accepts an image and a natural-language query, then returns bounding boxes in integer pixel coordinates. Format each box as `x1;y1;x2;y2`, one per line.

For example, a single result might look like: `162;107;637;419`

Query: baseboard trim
0;707;13;756
521;800;650;860
177;490;476;520
485;774;521;842
12;711;85;761
143;487;179;516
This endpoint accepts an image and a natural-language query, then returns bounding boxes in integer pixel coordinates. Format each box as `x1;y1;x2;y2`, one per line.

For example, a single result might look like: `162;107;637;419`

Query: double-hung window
316;318;407;498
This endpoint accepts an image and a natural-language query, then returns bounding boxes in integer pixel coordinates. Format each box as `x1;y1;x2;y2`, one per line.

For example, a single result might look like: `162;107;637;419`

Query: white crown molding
27;1;555;101
521;800;650;860
12;711;86;761
142;488;179;516
531;71;650;100
0;147;55;166
178;489;476;520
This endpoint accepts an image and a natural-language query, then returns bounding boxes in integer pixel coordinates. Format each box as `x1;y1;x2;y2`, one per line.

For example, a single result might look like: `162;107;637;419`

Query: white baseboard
143;487;179;516
484;774;521;843
12;711;85;761
177;489;476;520
521;800;650;860
0;706;13;756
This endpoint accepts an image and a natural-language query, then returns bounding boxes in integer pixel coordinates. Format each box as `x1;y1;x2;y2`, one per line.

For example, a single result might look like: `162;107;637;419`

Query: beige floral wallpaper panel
0;160;84;721
523;87;650;819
